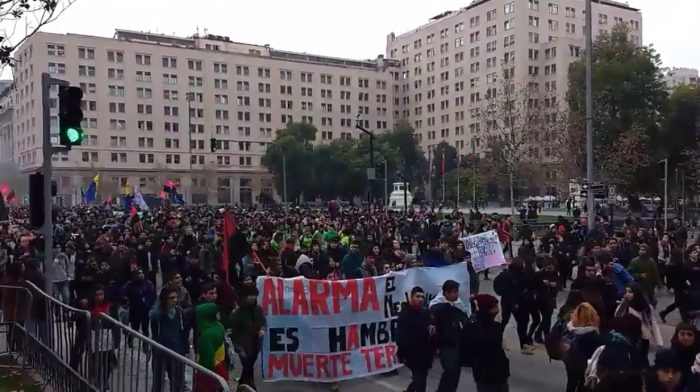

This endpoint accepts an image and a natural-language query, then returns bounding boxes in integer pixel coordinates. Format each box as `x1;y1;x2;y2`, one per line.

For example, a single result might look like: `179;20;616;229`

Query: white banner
257;263;472;382
459;230;507;272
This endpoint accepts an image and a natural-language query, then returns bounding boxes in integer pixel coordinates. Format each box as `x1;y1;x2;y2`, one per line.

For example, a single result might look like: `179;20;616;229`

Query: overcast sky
1;0;697;78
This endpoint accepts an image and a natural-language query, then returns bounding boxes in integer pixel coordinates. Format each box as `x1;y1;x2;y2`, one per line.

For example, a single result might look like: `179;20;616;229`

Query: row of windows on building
394;1;639;57
75;150;257;167
47;44;390;88
49;175;246;192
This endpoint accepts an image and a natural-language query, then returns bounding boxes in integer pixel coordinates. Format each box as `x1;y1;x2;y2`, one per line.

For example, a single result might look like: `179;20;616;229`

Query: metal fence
1;281;233;392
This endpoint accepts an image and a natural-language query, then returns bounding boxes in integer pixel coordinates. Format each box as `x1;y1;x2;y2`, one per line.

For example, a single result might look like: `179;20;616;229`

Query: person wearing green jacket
628;244;661;303
193;303;228;392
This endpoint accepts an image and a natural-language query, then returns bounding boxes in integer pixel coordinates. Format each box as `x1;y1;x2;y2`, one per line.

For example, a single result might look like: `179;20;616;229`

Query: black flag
0;195;8;222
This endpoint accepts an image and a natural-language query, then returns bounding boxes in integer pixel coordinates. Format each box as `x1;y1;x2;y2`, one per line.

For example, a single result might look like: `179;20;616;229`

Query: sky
0;0;698;78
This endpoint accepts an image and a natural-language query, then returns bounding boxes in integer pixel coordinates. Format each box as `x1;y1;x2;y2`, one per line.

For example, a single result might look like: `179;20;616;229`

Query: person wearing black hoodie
643;349;684;392
396;286;434;392
668;322;699;391
493;257;536;354
532;258;560;344
463;294;509;392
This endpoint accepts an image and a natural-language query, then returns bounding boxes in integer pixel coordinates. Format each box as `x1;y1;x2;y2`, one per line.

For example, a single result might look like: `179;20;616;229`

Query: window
529;16;539;27
107;51;124;63
454;37;464;48
529;32;540;43
486;25;497;36
48;62;65;74
163;74;178;84
599;14;608;24
236;65;250;76
162;57;177;68
214;79;228;89
548;3;558;14
566;23;576;33
78;65;96;77
257;67;271;78
188;76;203;86
565;6;575;17
47;44;65;56
454;22;464;32
188;60;203;71
549;19;559;31
135;54;151;65
301;72;313;83
487;9;497;21
107;68;124;79
78;47;95;60
504;19;515;30
214;63;228;74
504;2;514;14
528;0;539;10
108;85;126;97
136;71;152;82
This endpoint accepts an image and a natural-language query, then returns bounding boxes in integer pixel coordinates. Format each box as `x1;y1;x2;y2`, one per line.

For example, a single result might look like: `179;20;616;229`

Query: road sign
608;185;616;198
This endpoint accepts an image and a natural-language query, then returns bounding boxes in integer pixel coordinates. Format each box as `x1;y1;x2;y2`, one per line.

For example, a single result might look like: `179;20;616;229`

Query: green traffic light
65;127;83;143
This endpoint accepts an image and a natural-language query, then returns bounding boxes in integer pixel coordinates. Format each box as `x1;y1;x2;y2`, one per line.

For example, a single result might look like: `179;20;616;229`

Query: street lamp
659;158;669;230
268;142;287;206
374;152;389;207
186;93;194;171
355;117;375;205
584;0;595;229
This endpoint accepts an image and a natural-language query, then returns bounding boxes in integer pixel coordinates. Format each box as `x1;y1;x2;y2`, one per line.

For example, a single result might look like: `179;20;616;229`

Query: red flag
222;210;237;279
441;153;446;175
5;190;15;203
129;205;138;217
159;190;167;200
0;184;8;196
164;180;175;188
104;194;112;205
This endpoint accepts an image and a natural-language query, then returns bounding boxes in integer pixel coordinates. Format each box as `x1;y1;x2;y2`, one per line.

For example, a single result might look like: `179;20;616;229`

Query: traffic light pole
41;73;69;283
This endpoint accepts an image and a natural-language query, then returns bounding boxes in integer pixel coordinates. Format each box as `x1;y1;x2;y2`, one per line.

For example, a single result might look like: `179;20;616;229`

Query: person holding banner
397;286;435;392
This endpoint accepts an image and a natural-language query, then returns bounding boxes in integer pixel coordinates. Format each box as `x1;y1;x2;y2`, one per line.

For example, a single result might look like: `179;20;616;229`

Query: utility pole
355;120;375;206
472;140;477;208
41;73;70;288
456;144;461;208
584;0;595;229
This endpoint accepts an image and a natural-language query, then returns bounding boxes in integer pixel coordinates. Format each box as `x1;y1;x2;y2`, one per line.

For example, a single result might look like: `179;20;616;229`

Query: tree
261;121;426;203
547;109;586;182
663;85;700;193
0;0;77;65
443;168;485;206
567;24;668;193
429;141;458;201
476;62;554;214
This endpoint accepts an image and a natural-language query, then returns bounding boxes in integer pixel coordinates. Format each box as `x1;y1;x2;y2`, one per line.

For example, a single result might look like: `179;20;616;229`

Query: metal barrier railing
3;281;232;392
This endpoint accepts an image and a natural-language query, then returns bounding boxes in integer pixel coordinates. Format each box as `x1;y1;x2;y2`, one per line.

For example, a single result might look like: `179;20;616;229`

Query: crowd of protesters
0;201;699;392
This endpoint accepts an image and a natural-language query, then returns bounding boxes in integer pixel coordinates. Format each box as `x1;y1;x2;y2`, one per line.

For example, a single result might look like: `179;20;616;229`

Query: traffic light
210;137;218;152
58;85;85;147
29;173;45;228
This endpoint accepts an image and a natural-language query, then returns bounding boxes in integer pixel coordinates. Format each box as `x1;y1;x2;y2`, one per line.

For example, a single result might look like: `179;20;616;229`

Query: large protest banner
459;230;507;272
257;263;471;382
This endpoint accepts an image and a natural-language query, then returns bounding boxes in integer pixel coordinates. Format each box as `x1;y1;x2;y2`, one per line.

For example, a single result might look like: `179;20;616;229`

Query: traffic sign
608;185;616;198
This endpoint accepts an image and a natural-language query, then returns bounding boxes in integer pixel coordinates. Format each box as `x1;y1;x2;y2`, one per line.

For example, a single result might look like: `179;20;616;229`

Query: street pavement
253;272;680;392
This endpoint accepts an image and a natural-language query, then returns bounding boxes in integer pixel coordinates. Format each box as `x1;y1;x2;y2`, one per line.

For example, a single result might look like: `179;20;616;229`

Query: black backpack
545;316;576;361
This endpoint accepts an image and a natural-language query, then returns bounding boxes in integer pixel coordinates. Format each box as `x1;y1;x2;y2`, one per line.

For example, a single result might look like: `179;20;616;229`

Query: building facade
385;0;642;185
0;84;15;163
665;67;699;89
8;30;399;205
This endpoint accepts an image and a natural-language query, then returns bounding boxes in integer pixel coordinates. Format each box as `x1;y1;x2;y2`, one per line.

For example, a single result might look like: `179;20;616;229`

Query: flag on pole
133;185;149;211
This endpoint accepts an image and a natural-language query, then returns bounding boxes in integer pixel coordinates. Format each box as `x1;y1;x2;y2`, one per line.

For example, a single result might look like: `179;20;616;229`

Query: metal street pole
662;158;669;231
585;0;595;229
187;94;193;171
355;121;375;206
472;140;477;208
682;174;686;224
268;142;287;206
41;73;69;290
456;144;461;208
375;153;388;207
427;147;432;205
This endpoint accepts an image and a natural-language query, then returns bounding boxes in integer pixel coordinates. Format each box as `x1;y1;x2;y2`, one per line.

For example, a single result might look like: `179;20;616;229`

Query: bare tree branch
0;0;78;66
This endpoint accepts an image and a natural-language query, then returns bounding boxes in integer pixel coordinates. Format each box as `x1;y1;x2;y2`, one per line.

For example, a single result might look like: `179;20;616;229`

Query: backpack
584;345;606;388
545;318;576;361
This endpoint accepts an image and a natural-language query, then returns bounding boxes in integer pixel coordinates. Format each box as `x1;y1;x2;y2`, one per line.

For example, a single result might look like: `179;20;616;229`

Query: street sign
608;185;616;198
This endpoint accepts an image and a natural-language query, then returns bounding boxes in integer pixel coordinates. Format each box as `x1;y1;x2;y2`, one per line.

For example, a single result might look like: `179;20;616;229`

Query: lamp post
660;158;669;230
584;0;595;229
186;93;193;171
268;142;287;206
374;152;389;208
355;119;375;206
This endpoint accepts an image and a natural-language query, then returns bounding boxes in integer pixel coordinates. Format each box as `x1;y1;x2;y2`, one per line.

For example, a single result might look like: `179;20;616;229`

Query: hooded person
643;349;684;392
429;280;470;392
193;302;228;392
295;254;317;279
463;294;510;392
628;244;660;303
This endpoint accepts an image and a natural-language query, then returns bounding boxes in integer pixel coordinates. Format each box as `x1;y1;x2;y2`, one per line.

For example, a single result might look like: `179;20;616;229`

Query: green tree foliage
663;85;700;190
567;24;668;193
442;168;485;205
261;122;427;203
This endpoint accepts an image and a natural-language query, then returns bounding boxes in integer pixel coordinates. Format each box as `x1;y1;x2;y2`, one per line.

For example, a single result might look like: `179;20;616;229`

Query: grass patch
0;357;42;392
